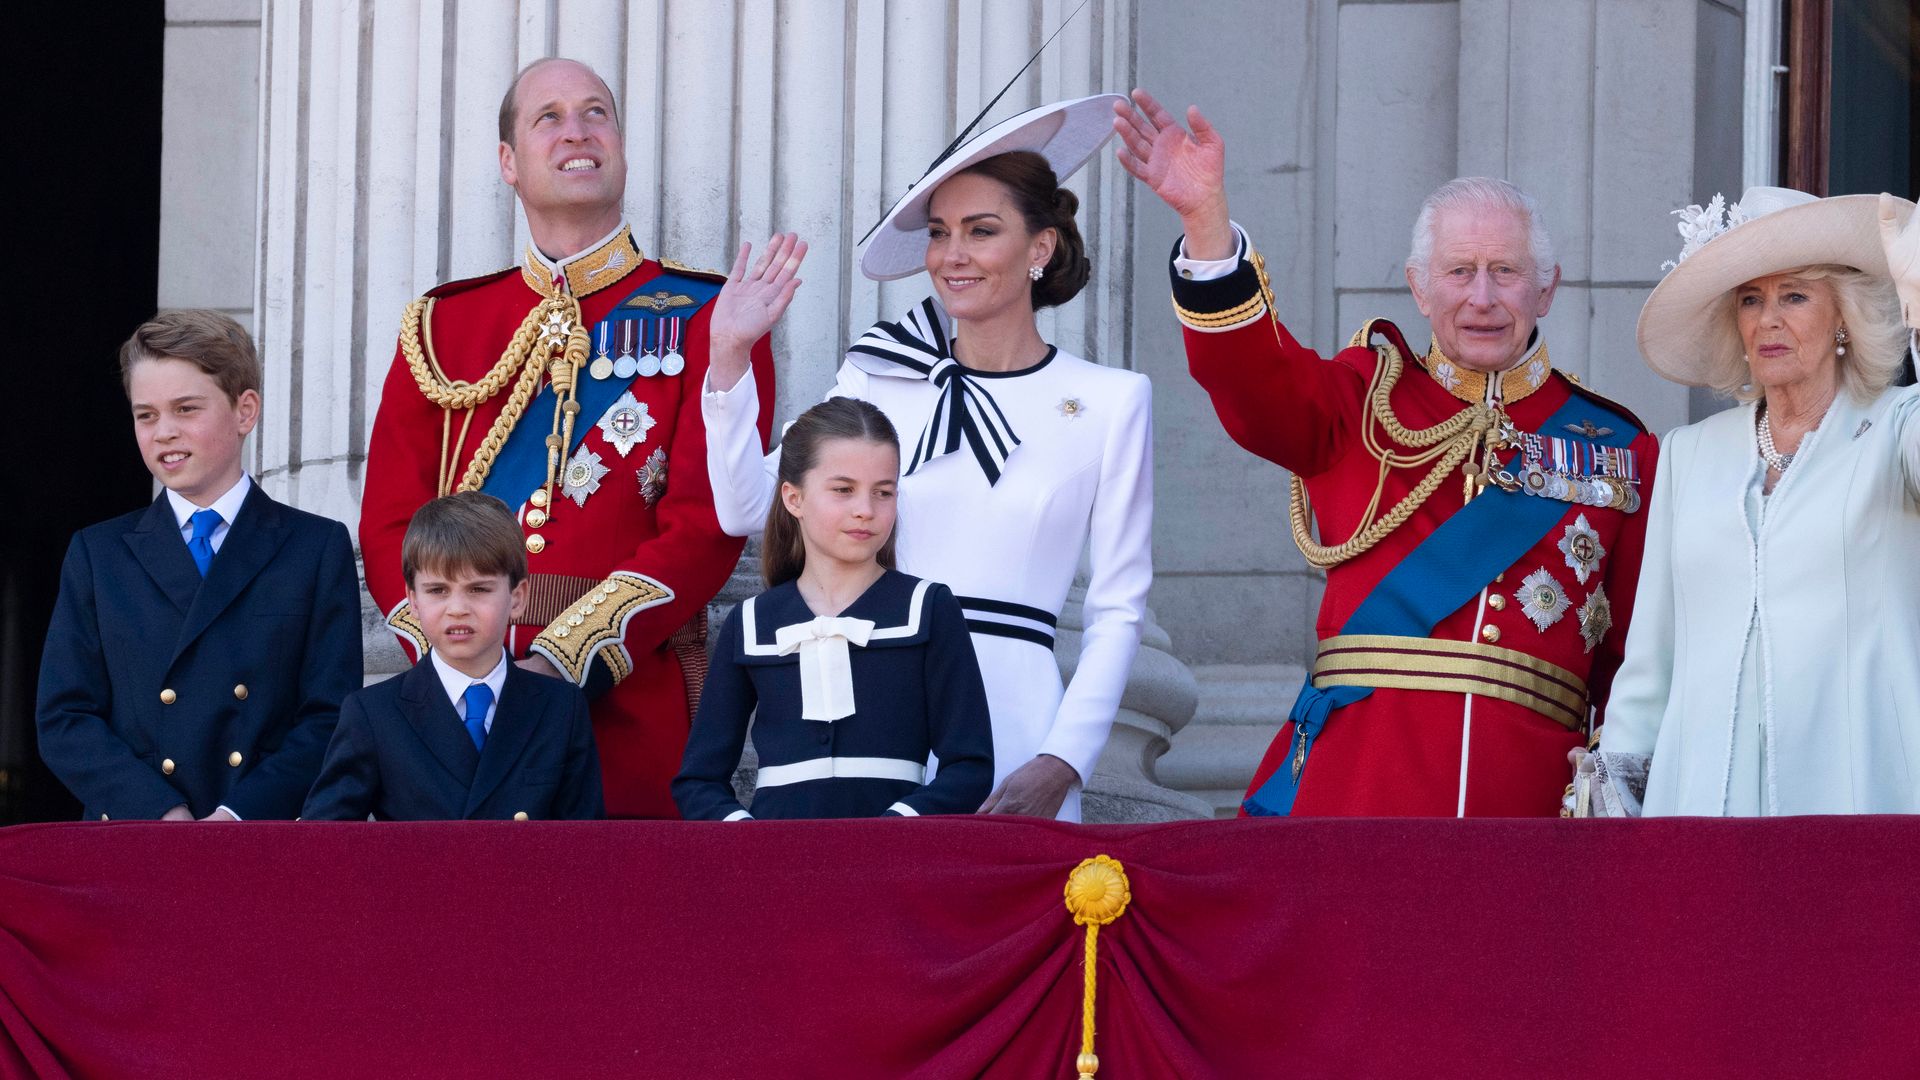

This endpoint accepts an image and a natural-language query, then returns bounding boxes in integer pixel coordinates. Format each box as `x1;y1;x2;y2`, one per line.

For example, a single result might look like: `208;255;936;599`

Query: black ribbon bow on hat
846;298;1022;485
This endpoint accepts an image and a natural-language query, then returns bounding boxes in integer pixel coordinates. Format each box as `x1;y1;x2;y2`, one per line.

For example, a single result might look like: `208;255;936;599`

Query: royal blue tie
187;509;221;578
461;682;493;752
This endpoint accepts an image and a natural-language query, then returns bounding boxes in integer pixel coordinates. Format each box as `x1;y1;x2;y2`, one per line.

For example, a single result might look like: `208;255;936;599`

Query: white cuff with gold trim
527;570;675;687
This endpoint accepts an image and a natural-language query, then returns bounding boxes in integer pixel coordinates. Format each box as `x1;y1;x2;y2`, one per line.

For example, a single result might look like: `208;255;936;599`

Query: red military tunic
1171;245;1658;816
361;225;774;818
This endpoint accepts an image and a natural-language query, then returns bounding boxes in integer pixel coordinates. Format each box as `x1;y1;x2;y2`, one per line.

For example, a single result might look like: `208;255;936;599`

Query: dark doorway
1781;0;1920;197
2;6;165;823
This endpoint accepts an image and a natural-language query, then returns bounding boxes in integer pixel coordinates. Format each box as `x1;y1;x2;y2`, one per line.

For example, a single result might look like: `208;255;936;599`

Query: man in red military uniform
361;58;804;817
1114;90;1658;816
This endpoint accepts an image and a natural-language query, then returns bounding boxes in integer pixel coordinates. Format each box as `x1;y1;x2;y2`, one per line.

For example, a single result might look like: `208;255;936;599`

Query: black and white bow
846;297;1022;485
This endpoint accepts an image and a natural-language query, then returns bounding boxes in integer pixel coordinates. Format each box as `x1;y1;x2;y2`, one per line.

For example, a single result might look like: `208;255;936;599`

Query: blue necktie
461;683;493;752
187;509;221;578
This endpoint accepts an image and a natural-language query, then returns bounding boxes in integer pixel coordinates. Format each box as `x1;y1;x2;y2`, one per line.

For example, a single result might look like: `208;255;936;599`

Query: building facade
162;0;1757;814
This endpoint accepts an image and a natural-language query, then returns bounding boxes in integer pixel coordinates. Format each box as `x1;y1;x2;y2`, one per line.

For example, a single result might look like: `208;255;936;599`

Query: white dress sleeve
701;361;869;537
1037;373;1155;784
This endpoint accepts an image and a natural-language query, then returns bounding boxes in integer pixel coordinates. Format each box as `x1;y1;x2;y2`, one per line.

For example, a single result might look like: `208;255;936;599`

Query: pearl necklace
1756;410;1794;472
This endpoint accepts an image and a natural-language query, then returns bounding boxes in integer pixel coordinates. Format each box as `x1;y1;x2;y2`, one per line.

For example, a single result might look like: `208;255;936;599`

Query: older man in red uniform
360;58;804;817
1114;90;1658;816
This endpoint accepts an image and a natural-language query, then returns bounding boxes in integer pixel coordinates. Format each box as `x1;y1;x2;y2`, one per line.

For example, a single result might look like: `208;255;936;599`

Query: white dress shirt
165;473;254;555
429;648;510;735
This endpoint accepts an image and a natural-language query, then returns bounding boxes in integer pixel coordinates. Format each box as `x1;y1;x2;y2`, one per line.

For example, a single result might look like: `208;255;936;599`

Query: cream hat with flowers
1636;187;1913;386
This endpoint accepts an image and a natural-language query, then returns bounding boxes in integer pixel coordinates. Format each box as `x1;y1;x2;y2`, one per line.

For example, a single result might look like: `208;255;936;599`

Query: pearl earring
1836;326;1850;356
1028;264;1045;282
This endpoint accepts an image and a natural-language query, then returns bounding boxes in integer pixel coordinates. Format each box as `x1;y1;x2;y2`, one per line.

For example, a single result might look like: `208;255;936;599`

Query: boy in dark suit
303;493;603;820
37;310;362;820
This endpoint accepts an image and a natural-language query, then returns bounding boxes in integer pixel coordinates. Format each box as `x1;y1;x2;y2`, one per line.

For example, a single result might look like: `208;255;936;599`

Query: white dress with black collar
704;326;1154;822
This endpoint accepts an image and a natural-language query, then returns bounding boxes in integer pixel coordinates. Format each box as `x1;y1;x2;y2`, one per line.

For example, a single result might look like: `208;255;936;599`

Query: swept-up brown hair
763;398;901;588
119;309;261;404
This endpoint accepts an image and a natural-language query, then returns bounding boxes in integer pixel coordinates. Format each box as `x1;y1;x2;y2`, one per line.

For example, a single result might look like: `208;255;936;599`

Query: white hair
1406;177;1557;288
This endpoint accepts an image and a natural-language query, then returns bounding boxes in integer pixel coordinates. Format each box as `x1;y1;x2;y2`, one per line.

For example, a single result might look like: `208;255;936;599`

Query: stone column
242;0;1148;674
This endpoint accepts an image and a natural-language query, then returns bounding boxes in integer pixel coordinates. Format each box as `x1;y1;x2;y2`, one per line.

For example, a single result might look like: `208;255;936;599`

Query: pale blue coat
1602;383;1920;815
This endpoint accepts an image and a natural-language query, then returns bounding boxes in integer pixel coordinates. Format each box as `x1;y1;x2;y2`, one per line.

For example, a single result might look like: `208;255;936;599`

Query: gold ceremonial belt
1311;634;1588;731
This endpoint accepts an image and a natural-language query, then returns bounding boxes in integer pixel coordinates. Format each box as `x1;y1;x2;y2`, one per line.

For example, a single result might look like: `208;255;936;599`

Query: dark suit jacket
302;659;604;821
36;486;362;820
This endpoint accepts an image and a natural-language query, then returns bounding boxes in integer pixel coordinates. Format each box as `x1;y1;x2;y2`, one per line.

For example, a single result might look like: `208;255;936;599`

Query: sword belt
1310;633;1588;731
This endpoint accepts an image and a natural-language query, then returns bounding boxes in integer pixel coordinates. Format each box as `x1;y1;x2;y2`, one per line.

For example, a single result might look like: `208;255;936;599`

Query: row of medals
588;318;685;382
1513;460;1641;513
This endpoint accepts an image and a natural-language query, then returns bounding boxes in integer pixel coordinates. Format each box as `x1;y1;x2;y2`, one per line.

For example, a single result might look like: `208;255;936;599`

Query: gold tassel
1063;855;1132;1079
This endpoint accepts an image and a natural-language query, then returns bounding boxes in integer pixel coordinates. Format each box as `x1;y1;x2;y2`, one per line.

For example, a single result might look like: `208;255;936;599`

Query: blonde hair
1706;264;1907;403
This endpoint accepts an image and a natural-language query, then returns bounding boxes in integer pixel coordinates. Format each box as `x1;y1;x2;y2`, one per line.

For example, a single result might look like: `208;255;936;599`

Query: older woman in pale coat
1585;188;1920;816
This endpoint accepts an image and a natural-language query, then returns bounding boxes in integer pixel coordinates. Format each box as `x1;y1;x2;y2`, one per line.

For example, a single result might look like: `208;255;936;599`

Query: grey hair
1706;265;1908;404
1406;177;1557;288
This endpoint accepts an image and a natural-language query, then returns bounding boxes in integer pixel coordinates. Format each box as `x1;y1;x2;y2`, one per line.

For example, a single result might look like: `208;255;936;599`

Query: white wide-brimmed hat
859;93;1125;281
1636;186;1912;386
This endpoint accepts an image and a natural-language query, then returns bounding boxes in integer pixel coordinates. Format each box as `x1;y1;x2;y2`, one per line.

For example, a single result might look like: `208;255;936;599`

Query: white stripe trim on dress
755;756;927;789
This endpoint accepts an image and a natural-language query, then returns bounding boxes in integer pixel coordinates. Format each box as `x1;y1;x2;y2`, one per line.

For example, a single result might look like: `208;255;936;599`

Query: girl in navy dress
672;398;993;820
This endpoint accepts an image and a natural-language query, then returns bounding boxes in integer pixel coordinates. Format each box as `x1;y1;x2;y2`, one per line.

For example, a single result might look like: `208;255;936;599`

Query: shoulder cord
1245;254;1503;569
398;292;586;496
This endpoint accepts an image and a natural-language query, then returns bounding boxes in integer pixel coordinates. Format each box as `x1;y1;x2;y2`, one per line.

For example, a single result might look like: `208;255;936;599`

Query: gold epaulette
528;571;676;686
659;257;727;281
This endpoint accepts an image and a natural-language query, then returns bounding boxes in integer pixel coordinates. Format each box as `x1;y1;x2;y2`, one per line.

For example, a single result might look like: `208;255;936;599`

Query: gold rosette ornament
1063;855;1132;1079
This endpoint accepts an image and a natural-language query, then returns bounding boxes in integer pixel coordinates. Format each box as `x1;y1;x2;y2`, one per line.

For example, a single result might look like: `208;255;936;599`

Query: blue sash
1244;388;1639;816
478;272;721;505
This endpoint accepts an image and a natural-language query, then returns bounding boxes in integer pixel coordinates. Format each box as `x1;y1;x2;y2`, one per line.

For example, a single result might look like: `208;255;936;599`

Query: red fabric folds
1;816;1916;1078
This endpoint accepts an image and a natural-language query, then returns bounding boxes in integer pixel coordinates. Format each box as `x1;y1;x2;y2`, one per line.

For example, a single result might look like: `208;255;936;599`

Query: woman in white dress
1584;188;1920;816
702;95;1149;822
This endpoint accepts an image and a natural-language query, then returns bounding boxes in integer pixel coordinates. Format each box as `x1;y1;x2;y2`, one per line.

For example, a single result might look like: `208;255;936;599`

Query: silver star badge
1557;514;1606;585
1577;585;1613;653
562;445;610;508
595;391;655;457
1516;567;1570;632
538;309;574;351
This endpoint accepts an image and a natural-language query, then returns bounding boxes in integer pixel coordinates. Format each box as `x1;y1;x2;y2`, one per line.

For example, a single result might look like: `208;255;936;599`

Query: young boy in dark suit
37;310;362;821
303;493;603;820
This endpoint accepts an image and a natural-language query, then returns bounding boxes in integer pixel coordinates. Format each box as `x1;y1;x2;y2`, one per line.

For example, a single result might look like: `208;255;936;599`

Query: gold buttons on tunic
1495;572;1506;584
1480;625;1501;644
100;813;110;821
234;684;249;701
161;758;175;776
526;508;548;528
228;751;244;767
1487;594;1507;611
529;489;549;509
160;688;177;705
526;534;546;554
513;811;529;821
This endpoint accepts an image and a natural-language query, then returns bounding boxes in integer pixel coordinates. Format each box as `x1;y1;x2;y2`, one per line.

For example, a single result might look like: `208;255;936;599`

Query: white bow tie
773;616;877;721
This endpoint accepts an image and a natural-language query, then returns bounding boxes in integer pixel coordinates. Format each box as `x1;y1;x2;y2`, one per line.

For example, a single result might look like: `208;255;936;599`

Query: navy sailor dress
672;569;994;820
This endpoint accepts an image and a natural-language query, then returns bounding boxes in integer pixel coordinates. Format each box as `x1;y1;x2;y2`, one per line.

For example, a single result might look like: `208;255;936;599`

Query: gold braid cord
1287;342;1500;569
1063;855;1131;1080
398;292;584;495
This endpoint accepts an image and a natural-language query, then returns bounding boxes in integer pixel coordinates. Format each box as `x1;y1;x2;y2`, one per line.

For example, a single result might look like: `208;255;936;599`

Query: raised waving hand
1112;89;1235;260
707;232;808;392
